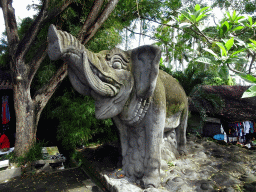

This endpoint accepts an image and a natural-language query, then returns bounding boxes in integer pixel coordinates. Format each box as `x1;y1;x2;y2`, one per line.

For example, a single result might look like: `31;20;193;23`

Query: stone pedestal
97;131;178;192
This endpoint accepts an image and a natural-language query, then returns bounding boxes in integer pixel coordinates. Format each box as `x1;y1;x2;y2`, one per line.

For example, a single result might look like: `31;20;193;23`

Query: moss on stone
166;102;185;116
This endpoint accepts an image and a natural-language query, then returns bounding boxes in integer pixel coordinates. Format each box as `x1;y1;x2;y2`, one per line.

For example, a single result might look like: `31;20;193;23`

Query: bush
51;90;116;153
0;140;47;167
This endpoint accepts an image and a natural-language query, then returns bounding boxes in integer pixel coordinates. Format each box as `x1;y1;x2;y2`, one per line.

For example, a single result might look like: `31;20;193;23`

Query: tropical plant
177;6;256;98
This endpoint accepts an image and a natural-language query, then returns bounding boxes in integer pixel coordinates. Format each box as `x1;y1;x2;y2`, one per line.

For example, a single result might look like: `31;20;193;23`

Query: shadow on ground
0;167;99;192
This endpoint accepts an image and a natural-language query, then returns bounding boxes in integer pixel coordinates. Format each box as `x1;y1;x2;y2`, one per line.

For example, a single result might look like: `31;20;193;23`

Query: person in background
0;132;10;152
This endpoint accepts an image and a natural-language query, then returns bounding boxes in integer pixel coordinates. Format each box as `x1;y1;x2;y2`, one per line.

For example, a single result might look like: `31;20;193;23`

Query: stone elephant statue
47;24;188;188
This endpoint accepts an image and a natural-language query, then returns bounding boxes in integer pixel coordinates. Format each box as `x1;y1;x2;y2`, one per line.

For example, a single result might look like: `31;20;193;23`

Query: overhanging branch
227;63;256;78
78;0;104;41
27;42;48;86
15;0;49;60
141;16;213;45
15;0;73;61
83;0;119;44
0;0;19;56
33;62;68;110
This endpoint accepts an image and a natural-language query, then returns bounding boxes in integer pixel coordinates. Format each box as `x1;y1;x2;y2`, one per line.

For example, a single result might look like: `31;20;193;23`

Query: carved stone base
99;129;179;192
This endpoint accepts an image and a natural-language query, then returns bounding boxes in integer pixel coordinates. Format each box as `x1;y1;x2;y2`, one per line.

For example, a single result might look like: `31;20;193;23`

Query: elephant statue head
47;24;188;189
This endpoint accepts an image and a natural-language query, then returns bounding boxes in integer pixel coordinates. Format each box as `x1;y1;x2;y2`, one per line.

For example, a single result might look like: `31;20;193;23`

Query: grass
0;140;47;168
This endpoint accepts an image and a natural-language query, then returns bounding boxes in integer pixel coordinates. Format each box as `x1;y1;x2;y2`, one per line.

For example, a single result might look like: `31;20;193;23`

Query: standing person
0;132;10;152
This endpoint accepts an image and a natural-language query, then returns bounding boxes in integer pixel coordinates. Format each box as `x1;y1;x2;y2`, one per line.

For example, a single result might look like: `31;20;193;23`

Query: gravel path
159;135;256;192
84;135;256;192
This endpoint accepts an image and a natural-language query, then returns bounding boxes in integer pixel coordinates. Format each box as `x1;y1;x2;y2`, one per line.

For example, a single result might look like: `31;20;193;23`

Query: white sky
0;0;40;39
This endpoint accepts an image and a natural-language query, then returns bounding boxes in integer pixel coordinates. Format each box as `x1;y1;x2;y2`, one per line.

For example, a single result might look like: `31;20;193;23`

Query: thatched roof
189;85;256;122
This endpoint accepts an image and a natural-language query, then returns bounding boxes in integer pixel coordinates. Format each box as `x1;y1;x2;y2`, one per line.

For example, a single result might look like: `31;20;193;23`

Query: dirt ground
0;167;101;192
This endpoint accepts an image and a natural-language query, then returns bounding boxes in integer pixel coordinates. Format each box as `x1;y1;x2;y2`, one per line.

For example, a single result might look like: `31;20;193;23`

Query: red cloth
2;100;10;124
0;134;10;149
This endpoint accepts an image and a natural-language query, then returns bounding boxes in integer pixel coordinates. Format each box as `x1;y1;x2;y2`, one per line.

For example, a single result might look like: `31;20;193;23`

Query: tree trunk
13;82;36;157
1;0;119;157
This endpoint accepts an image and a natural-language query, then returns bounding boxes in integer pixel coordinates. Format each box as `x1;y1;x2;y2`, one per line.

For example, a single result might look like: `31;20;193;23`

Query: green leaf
195;4;200;11
195;57;214;65
231;48;246;56
200;6;210;13
181;11;193;23
232;26;244;32
246;23;252;28
196;14;207;22
191;15;196;23
249;39;256;46
236;16;245;21
248;16;253;26
225;38;234;51
238;73;256;83
222;21;230;31
226;11;231;20
203;48;219;58
241;85;256;98
232;10;236;21
179;22;192;28
216;42;227;56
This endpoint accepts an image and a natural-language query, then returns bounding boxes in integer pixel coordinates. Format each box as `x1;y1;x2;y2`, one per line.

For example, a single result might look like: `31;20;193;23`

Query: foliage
189;85;225;130
160;58;230;95
171;68;210;96
238;73;256;98
203;76;233;86
148;3;255;99
176;5;256;97
0;140;47;166
50;89;116;153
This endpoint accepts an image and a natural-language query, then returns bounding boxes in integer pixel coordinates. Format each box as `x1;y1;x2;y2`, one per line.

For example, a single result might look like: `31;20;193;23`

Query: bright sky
0;0;40;39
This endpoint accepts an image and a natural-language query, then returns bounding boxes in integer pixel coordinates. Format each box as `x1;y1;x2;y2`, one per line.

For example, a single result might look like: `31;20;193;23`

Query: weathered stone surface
78;133;256;192
47;24;188;189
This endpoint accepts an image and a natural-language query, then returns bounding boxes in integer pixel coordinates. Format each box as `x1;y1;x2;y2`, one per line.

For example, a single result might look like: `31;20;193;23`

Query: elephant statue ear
131;45;161;99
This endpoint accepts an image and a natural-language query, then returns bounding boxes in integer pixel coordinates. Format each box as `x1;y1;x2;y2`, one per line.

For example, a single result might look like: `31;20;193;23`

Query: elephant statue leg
176;109;188;155
141;100;166;188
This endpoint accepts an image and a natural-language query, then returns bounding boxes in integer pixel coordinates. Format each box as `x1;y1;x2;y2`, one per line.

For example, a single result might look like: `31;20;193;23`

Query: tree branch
33;62;68;122
141;16;213;45
227;63;256;78
27;42;48;87
125;27;158;41
191;24;213;44
15;0;49;60
0;0;19;55
125;27;182;53
83;0;119;44
43;0;73;24
78;0;104;41
248;53;255;74
16;0;73;60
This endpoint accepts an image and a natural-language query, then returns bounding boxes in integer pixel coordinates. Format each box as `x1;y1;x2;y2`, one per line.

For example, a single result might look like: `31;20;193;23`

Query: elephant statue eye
112;61;122;69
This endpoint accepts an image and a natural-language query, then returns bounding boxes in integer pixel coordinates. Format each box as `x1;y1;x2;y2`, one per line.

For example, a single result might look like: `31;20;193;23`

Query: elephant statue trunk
47;24;188;189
